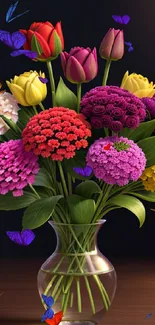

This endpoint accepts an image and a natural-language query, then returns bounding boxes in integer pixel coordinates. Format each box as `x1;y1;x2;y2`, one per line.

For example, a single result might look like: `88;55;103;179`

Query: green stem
67;173;72;195
29;184;40;199
57;161;68;197
46;61;56;107
76;277;82;312
39;102;45;111
102;59;112;86
77;83;82;113
32;106;38;115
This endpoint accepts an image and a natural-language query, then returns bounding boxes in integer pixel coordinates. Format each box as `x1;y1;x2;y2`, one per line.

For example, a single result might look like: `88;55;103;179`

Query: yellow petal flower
121;71;155;98
25;82;43;106
6;81;29;106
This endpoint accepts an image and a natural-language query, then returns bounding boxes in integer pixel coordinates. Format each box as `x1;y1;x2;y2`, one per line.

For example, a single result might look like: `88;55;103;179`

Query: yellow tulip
6;70;47;106
121;71;155;98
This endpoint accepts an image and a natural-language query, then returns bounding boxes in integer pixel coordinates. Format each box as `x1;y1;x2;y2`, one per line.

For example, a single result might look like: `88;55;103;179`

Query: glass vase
37;220;117;325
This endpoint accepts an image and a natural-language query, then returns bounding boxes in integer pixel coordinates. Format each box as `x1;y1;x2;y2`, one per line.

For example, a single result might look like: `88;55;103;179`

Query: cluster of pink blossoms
0;140;39;197
86;136;146;186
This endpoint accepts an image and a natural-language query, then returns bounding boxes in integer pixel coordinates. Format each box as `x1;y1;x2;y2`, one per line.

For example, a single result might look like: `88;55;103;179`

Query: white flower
0;92;20;135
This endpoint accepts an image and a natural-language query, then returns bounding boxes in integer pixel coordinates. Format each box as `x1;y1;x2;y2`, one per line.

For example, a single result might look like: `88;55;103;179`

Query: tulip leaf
137;136;155;167
119;120;155;142
107;194;145;227
0;190;38;210
22;195;63;229
56;77;77;110
66;194;95;224
31;35;43;56
75;180;101;199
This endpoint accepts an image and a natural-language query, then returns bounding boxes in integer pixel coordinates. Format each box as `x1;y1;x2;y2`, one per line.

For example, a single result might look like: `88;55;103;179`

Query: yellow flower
121;71;155;98
141;166;155;192
6;70;47;106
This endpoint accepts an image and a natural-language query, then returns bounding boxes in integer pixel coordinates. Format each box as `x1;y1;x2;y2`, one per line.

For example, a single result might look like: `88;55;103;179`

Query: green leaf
120;120;155;142
33;168;54;190
137;136;155;167
0;191;38;210
31;35;43;56
126;191;155;202
22;195;63;229
55;77;77;110
66;194;95;224
108;194;145;227
75;180;101;199
18;107;33;128
63;150;92;181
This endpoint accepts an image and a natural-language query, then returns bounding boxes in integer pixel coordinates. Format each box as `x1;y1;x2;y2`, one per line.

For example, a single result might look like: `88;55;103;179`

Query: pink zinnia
0;139;39;197
86;136;146;186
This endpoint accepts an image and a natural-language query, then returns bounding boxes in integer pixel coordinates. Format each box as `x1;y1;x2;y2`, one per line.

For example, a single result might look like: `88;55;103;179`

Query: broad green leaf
63;150;92;181
66;194;95;224
0;190;38;210
137;136;155;167
18;107;33;128
75;180;101;199
120;120;155;142
22;195;63;229
33;168;54;190
126;191;155;202
56;77;77;110
108;194;146;227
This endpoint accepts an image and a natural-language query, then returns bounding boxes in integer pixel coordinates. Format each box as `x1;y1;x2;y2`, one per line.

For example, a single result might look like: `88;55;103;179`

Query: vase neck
49;221;105;255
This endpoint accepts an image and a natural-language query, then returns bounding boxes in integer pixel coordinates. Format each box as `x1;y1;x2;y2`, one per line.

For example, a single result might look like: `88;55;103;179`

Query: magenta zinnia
0;139;39;197
81;85;146;132
86;136;146;186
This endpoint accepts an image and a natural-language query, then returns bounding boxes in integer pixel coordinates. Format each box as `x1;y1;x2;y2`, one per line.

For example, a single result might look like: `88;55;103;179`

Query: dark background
0;0;155;259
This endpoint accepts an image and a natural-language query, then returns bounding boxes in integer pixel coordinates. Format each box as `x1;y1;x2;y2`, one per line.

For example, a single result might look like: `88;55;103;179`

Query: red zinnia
22;107;91;161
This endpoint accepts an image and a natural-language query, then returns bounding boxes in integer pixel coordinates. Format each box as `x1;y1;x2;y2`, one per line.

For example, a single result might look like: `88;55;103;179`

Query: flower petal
25;82;43;105
83;51;98;81
66;56;86;83
6;82;28;106
55;22;64;50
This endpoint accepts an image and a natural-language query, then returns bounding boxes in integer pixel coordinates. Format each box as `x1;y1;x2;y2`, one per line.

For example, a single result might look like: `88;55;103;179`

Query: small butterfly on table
41;294;63;325
6;229;35;246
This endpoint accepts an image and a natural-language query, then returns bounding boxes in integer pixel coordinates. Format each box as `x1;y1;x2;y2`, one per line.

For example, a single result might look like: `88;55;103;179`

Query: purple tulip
60;46;98;84
99;28;124;61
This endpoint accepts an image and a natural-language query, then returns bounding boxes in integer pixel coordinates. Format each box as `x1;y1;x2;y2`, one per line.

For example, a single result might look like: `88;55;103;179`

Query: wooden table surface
0;257;155;325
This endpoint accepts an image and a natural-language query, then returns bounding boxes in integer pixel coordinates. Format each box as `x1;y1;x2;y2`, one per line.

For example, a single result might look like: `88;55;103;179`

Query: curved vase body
37;220;117;325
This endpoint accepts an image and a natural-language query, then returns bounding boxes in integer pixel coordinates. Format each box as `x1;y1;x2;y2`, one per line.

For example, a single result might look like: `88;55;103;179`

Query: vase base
60;321;97;325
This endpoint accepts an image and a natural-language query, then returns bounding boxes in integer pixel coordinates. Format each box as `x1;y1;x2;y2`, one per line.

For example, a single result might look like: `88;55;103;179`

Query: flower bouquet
1;12;155;325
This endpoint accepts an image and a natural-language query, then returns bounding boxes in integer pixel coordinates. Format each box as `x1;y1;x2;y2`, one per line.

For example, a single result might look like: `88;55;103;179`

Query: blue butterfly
6;1;29;23
125;41;134;52
41;294;55;322
0;30;37;59
112;15;130;25
6;229;35;246
146;313;152;319
73;166;92;177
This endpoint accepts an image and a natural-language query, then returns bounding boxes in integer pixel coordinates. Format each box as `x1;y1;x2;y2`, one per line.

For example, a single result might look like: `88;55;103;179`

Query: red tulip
60;47;98;84
20;21;64;61
99;28;124;61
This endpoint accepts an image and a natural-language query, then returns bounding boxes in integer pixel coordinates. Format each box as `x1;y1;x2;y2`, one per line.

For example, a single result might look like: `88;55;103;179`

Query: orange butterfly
45;311;63;325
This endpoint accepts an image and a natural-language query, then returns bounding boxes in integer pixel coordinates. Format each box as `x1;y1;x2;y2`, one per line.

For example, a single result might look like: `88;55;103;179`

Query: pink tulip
60;46;98;84
99;28;124;61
